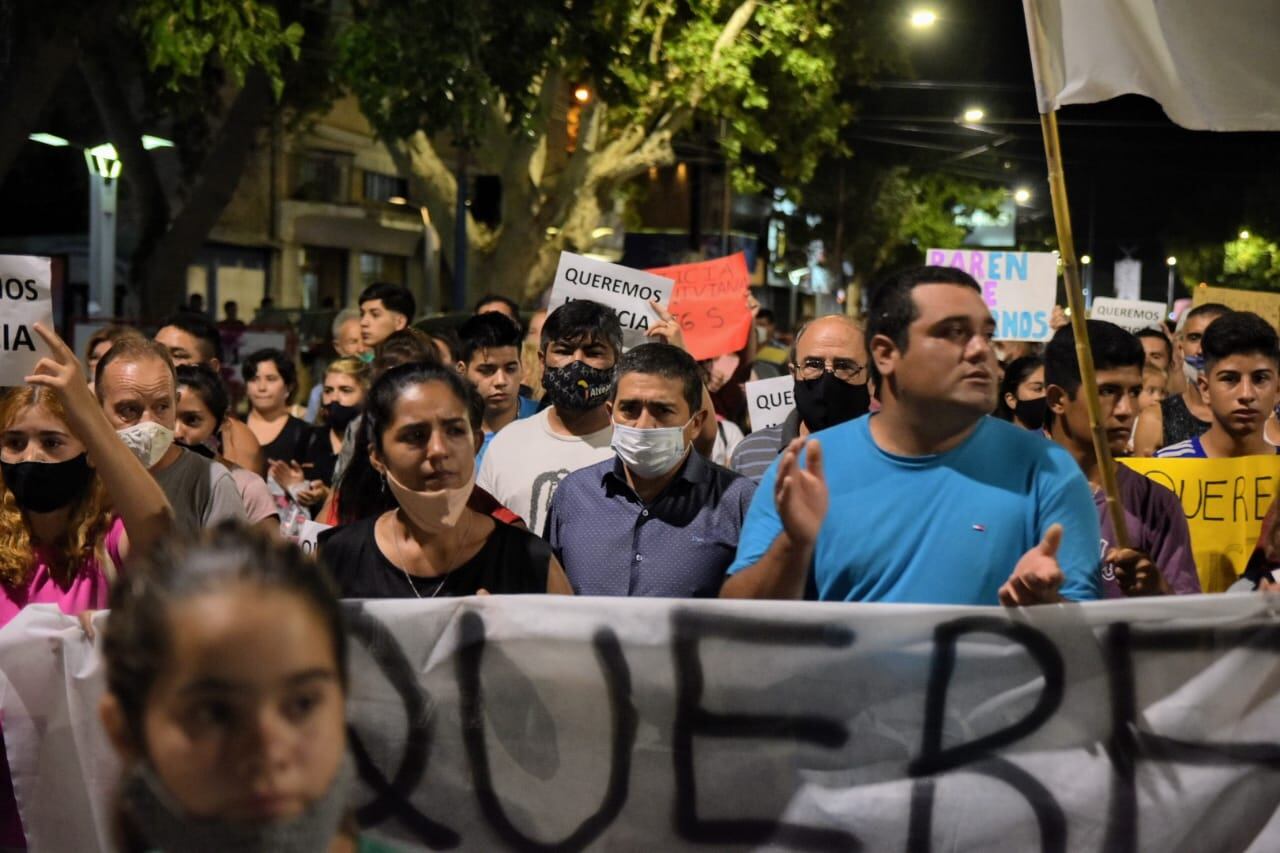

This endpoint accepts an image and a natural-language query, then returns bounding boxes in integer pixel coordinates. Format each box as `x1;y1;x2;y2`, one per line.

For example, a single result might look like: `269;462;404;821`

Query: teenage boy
456;312;539;464
1044;321;1199;597
1156;311;1280;458
358;282;416;349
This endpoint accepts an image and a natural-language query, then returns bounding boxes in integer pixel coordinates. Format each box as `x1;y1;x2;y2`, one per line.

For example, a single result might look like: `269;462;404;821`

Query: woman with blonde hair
0;324;172;625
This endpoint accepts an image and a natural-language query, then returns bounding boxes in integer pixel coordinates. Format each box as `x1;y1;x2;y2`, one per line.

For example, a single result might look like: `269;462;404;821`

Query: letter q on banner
548;252;675;351
0;255;54;386
746;375;796;431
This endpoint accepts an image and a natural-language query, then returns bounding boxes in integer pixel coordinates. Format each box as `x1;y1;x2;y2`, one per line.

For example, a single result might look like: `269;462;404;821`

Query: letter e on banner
0;255;54;386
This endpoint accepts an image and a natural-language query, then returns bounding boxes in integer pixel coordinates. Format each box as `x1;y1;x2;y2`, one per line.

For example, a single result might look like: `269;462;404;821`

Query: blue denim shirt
545;451;757;597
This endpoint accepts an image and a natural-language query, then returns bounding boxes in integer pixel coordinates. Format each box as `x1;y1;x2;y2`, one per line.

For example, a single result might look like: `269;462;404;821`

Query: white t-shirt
712;419;745;467
477;408;614;535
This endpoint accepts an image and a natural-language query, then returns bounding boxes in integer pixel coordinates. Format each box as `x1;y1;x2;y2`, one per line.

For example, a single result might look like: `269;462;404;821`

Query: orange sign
647;253;752;361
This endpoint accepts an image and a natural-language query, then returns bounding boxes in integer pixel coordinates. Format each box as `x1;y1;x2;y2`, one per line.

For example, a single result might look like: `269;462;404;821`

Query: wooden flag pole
1038;110;1129;548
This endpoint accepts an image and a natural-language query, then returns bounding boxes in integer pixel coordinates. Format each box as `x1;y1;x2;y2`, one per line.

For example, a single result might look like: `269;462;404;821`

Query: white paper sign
927;249;1058;342
548;252;675;350
1114;259;1143;302
1090;297;1167;332
294;520;332;556
746;374;796;431
0;256;54;386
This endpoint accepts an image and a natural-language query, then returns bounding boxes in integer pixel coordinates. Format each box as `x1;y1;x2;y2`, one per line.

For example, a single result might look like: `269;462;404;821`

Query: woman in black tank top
318;362;572;598
1160;392;1210;448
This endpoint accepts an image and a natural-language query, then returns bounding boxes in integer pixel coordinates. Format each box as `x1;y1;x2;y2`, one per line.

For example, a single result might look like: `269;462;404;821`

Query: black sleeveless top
250;414;314;464
317;514;551;598
1160;394;1210;448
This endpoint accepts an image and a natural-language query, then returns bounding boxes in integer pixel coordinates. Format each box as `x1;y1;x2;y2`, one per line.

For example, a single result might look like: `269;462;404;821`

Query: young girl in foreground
99;525;395;852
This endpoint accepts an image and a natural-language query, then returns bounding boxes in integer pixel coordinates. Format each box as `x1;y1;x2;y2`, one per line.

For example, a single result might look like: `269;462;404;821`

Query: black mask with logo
0;454;95;513
543;361;614;411
793;373;871;432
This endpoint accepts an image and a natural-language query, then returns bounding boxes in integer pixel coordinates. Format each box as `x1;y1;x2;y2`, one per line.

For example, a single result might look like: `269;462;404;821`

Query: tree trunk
134;70;275;319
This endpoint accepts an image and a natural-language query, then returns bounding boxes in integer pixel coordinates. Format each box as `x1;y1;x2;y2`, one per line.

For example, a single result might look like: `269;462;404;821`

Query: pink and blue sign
926;249;1058;342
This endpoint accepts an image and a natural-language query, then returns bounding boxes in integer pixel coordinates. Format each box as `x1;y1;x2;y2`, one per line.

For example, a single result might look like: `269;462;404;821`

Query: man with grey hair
305;307;366;421
731;314;871;482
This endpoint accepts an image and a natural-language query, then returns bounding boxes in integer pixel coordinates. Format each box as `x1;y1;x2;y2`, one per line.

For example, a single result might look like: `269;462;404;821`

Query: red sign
647;253;752;361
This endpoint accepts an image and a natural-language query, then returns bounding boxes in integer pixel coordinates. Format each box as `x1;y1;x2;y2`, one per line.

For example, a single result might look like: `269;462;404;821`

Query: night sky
851;1;1280;301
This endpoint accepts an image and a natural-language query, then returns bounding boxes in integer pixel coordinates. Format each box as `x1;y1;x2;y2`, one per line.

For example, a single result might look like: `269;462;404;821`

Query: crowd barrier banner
0;255;54;386
1192;285;1280;329
1088;297;1167;333
926;249;1058;342
1121;456;1280;592
648;253;752;362
745;375;796;431
3;596;1279;851
548;253;674;351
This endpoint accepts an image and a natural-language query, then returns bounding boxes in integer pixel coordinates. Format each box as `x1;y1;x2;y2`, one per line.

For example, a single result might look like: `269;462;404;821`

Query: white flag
1023;0;1280;130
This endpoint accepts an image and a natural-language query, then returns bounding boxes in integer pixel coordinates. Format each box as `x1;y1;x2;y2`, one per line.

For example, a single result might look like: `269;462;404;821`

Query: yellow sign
1121;456;1280;592
1192;285;1280;329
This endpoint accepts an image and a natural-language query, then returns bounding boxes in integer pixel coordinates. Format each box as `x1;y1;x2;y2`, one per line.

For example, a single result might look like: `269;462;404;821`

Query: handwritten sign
746;374;796;431
549;252;674;350
926;249;1057;342
1121;455;1280;592
1090;297;1167;333
294;520;332;556
647;253;752;361
1193;284;1280;330
0;255;54;386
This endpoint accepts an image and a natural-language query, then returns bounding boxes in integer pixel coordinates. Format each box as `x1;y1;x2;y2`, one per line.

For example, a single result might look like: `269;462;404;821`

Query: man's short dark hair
610;343;703;415
474;293;521;318
1135;328;1172;362
241;347;298;397
1183;302;1230;328
865;265;982;390
1045;320;1145;397
159;311;223;364
358;282;416;320
541;301;623;359
457;312;523;364
1201;311;1280;370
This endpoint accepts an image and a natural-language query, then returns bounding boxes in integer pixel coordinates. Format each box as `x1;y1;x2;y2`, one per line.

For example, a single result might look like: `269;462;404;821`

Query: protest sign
1089;296;1167;332
3;595;1279;852
1121;455;1280;592
647;253;752;361
745;374;796;431
294;520;332;556
0;255;54;386
1193;284;1280;330
926;249;1057;341
548;252;674;350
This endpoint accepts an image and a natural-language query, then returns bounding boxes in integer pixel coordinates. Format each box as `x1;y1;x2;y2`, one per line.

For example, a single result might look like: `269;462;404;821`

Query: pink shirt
0;517;126;629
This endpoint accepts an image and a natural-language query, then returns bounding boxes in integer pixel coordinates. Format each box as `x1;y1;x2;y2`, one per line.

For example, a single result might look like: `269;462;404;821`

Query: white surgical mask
117;421;175;469
611;419;692;479
386;469;474;534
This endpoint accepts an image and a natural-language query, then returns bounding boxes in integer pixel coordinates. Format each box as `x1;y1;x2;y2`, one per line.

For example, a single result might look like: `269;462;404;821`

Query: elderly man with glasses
731;314;871;482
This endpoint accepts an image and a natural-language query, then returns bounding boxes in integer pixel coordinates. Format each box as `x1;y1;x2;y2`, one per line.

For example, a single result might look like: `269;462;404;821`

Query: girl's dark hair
365;362;482;456
241;348;298;399
175;363;229;423
996;355;1044;420
101;523;348;751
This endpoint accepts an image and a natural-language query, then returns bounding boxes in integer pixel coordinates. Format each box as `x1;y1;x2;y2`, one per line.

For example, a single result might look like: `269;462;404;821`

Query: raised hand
24;322;90;402
1000;524;1065;606
647;300;686;350
1106;547;1169;596
775;438;827;547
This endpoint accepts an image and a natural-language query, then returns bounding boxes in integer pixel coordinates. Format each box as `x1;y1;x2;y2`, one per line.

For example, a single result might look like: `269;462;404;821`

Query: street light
1239;229;1251;240
1080;254;1092;265
909;8;938;28
573;85;592;104
962;107;985;123
1166;256;1178;314
1013;187;1032;204
1166;256;1177;266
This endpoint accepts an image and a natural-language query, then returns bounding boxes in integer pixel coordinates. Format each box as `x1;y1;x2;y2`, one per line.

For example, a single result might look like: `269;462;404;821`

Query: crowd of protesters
0;263;1278;849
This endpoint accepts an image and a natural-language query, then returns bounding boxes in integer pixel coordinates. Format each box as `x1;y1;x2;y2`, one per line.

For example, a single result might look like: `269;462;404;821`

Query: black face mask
543;361;614;411
1013;397;1048;431
793;372;871;432
325;401;361;433
176;440;217;460
1;454;94;513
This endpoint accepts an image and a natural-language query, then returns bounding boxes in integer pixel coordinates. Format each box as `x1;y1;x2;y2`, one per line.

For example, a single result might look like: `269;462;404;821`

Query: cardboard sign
294;520;332;557
647;253;752;361
0;255;54;386
1193;284;1280;330
746;374;796;431
1089;297;1167;332
1121;455;1280;592
926;249;1057;342
549;252;674;350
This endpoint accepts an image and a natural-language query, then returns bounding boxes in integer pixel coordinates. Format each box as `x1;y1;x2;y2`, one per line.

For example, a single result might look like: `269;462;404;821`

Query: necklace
389;511;472;599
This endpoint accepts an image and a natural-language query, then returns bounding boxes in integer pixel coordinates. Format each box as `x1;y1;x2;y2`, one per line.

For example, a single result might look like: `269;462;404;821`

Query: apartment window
363;171;409;204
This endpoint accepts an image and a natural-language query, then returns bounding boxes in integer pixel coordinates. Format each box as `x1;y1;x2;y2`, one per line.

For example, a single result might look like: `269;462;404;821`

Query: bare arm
26;324;173;559
222;417;265;476
546;555;574;595
1132;405;1163;457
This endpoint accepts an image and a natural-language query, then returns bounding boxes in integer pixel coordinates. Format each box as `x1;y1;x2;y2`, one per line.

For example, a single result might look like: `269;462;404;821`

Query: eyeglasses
793;357;864;382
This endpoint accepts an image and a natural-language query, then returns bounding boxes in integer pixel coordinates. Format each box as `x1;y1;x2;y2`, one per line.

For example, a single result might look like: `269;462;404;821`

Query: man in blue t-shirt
721;265;1101;606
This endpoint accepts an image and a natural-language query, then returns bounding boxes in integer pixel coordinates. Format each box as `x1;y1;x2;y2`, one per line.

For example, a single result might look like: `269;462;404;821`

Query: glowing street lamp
1166;256;1178;314
962;107;985;123
1081;254;1092;265
1013;187;1032;204
573;85;592;104
1239;229;1251;240
909;8;938;28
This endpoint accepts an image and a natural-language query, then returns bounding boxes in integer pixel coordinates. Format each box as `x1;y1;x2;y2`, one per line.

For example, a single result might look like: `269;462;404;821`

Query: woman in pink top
0;324;173;626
